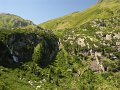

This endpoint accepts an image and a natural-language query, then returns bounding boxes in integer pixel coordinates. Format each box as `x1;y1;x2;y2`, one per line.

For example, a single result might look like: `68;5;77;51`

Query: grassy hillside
0;0;120;90
0;25;120;90
0;14;119;90
39;0;120;30
0;13;35;30
61;16;120;72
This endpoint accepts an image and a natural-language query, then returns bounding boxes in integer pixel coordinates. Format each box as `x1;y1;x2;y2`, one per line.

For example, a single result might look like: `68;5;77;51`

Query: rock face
0;41;13;66
77;38;85;47
0;29;59;67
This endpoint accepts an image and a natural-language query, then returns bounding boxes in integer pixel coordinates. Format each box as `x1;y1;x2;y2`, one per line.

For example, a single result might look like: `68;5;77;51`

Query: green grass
0;0;120;90
39;0;120;30
0;13;35;30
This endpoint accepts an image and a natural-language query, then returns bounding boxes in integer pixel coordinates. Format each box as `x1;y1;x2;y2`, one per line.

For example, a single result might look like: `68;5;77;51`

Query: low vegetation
0;0;120;90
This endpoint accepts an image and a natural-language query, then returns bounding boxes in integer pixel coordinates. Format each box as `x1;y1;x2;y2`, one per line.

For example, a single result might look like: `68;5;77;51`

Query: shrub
32;42;44;66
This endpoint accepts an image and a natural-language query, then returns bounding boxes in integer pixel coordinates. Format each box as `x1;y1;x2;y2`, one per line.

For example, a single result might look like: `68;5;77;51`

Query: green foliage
0;1;120;90
0;13;35;30
0;49;120;90
39;0;120;30
0;81;7;90
32;42;43;65
103;59;119;72
0;28;59;67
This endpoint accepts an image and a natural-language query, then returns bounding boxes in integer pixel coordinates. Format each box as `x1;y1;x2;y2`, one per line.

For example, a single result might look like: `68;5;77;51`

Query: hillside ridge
39;0;120;30
0;13;35;30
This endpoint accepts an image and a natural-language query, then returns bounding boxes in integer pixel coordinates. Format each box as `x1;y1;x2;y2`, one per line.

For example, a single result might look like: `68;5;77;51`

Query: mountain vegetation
0;13;35;30
0;0;120;90
39;0;120;30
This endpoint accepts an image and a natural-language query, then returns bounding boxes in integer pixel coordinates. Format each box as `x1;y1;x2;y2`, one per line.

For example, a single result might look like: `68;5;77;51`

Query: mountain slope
61;16;120;71
0;13;35;30
0;0;120;90
39;0;120;30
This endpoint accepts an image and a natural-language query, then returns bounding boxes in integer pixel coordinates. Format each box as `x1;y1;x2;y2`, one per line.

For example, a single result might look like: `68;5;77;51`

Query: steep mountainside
0;0;120;90
0;26;119;90
61;16;120;72
0;13;35;30
39;0;120;30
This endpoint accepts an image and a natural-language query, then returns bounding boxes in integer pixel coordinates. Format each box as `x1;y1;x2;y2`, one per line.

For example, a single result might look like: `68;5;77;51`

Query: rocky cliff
0;29;59;67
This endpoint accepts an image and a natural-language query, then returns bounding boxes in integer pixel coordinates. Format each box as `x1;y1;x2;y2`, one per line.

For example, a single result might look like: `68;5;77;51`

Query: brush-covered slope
0;26;120;90
0;13;35;30
61;16;120;72
39;0;120;30
0;16;119;90
0;0;120;90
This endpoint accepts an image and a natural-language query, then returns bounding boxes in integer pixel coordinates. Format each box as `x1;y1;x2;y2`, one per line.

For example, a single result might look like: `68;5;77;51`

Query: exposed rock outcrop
0;30;59;67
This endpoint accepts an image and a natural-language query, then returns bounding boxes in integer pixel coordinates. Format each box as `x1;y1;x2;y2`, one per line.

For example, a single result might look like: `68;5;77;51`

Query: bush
32;42;44;66
0;81;8;90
